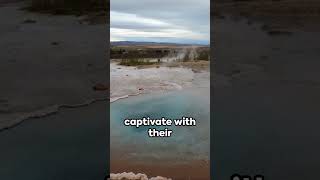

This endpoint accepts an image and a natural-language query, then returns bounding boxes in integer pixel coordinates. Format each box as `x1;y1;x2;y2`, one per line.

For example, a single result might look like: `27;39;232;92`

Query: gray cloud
110;0;210;44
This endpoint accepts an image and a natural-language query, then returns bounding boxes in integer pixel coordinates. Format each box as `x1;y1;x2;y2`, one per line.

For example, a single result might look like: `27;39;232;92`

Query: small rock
138;88;144;91
93;83;109;91
192;69;201;73
51;41;60;46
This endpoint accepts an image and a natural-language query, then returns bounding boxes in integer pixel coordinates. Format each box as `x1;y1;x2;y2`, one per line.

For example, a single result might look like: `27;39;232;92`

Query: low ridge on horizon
110;41;210;46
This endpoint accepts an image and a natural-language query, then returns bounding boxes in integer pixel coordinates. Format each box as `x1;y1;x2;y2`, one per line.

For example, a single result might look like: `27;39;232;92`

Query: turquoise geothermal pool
110;89;210;162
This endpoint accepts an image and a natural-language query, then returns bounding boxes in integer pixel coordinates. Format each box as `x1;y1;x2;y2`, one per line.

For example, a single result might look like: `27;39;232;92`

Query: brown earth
214;0;320;31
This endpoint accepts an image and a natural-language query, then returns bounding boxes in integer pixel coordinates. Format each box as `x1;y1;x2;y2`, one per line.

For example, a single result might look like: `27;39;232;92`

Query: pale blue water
110;89;210;162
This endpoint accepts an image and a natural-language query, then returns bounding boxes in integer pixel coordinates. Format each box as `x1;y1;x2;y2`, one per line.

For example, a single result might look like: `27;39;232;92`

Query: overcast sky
110;0;210;44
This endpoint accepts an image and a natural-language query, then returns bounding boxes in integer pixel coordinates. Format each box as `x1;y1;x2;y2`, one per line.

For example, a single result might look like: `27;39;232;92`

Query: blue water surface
110;90;210;162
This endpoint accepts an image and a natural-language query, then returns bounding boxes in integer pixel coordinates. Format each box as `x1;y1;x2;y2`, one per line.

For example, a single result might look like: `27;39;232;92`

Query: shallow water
110;89;210;164
0;102;108;180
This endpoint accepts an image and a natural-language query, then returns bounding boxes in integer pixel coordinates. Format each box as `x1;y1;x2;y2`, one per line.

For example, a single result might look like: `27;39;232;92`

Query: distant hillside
110;41;209;47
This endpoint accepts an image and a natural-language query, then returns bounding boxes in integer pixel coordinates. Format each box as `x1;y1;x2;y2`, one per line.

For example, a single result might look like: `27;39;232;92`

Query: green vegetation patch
119;59;159;66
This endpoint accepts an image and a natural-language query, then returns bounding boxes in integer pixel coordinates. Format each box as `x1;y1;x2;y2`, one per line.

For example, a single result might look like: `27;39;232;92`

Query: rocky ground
0;2;108;130
110;60;209;102
213;1;320;179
